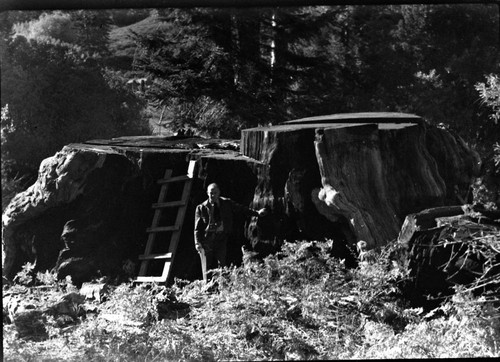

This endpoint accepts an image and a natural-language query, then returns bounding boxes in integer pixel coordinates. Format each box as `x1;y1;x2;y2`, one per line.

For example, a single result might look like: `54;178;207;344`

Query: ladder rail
136;161;196;283
160;179;192;282
138;168;172;277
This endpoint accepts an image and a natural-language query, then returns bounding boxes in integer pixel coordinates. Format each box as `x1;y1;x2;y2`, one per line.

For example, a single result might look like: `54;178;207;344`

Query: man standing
194;183;266;271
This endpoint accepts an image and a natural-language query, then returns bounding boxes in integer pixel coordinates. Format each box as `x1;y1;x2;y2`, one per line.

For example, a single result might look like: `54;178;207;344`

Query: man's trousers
202;232;228;270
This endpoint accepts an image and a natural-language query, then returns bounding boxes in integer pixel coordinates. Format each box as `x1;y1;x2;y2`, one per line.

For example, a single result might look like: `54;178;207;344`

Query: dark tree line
1;5;499;205
133;5;499;146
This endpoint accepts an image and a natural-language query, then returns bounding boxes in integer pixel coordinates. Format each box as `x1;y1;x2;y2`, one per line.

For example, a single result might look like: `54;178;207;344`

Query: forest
1;4;499;206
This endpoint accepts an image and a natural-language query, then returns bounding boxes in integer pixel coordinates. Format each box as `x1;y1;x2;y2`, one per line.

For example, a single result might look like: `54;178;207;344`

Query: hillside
108;16;170;69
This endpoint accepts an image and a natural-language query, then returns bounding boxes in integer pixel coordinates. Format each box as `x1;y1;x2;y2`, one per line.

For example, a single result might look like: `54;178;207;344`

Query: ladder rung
152;200;186;208
157;175;191;184
135;276;167;283
146;226;179;233
139;253;172;260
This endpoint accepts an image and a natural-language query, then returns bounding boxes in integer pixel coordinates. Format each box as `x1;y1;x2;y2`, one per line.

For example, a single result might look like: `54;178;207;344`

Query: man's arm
229;199;266;217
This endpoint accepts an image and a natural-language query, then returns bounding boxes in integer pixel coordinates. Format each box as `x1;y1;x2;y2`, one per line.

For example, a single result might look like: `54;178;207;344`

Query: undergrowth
3;240;500;360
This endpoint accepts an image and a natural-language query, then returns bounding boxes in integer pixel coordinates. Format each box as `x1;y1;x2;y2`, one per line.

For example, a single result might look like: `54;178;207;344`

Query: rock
357;240;377;263
44;292;86;318
156;298;190;320
80;282;109;302
2;113;480;283
6;291;86;340
3;291;30;324
12;309;48;341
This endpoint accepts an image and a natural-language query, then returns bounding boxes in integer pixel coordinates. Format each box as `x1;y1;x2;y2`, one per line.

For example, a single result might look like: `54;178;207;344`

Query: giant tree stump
2;113;480;284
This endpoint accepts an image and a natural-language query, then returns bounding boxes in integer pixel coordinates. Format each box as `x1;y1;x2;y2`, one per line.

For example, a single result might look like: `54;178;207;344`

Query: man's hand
195;243;204;253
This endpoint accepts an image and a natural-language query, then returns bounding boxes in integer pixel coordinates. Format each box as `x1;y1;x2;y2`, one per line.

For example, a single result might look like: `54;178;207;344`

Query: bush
161;96;241;138
476;74;500;125
12;11;77;44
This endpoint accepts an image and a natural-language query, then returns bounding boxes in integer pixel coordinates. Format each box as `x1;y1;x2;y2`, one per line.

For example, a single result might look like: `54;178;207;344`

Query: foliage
0;11;43;38
12;262;36;286
411;5;499;150
12;10;111;56
70;10;112;56
473;169;500;210
0;173;29;212
472;74;500;210
130;10;235;135
472;140;500;211
4;240;499;360
165;96;240;138
1;105;32;210
476;74;500;125
35;269;59;287
11;262;61;288
12;11;78;44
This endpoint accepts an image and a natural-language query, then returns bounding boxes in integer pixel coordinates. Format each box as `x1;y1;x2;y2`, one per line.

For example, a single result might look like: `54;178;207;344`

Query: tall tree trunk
236;10;261;87
208;9;237;92
271;9;289;121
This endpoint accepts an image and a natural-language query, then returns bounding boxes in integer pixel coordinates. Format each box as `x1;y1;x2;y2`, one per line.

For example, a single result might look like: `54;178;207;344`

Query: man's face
207;185;220;204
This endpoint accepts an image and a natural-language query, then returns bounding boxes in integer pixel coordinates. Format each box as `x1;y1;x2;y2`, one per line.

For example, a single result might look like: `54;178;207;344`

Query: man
194;183;266;271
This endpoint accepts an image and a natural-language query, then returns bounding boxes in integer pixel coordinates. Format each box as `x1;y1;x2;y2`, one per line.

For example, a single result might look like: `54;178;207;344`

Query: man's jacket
194;197;258;246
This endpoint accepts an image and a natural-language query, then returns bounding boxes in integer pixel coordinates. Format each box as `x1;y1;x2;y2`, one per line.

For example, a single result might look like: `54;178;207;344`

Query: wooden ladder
135;161;195;283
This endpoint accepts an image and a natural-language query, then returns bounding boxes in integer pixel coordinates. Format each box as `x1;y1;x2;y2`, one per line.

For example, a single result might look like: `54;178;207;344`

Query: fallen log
397;205;500;308
397;205;466;248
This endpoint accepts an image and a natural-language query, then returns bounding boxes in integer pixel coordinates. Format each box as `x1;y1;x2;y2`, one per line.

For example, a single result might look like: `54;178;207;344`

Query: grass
3;240;500;361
